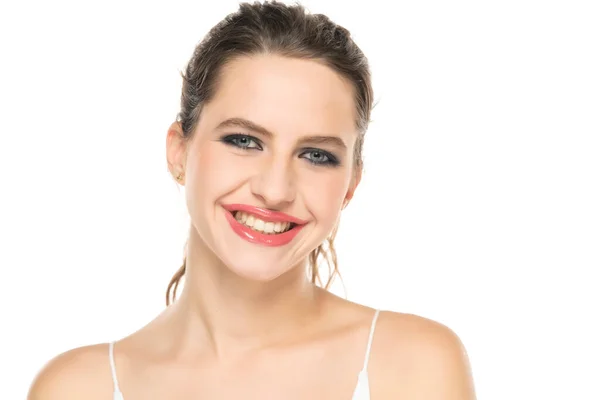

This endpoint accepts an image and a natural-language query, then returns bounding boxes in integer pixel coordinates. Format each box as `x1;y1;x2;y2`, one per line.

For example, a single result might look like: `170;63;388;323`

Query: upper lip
222;204;309;225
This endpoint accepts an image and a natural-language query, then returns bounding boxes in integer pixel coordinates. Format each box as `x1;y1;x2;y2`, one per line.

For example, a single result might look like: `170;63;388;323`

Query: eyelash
220;134;340;167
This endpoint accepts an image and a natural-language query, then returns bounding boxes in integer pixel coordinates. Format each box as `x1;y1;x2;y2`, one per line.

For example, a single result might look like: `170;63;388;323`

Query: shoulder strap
361;309;380;372
351;310;381;399
109;341;124;400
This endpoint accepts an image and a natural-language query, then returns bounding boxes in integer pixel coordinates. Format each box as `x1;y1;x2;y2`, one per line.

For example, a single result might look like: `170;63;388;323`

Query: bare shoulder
369;311;477;399
27;343;113;400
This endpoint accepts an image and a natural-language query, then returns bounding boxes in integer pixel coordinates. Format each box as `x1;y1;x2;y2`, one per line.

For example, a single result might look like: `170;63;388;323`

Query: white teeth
233;211;294;234
264;222;274;234
253;219;265;231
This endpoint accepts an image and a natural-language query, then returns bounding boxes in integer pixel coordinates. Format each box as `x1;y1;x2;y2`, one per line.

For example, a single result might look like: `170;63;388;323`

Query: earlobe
342;189;354;209
342;168;362;209
166;122;188;184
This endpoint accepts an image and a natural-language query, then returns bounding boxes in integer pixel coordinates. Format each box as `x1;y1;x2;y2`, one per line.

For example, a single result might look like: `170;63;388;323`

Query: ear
166;121;188;185
342;167;362;209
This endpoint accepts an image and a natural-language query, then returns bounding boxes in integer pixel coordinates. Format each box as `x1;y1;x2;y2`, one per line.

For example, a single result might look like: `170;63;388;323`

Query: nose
250;157;296;208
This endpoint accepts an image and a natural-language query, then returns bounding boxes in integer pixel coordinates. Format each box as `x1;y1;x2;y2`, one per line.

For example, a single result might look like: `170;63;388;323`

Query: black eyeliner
300;148;340;167
219;133;263;150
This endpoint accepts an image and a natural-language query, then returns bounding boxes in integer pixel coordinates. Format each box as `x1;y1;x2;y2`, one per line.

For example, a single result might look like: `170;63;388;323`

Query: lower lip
224;210;304;247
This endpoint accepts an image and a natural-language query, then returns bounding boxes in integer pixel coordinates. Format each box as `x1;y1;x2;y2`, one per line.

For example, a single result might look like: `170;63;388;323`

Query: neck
168;228;323;358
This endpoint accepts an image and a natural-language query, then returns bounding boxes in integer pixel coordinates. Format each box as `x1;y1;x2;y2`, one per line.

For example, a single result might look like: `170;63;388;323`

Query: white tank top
110;310;380;400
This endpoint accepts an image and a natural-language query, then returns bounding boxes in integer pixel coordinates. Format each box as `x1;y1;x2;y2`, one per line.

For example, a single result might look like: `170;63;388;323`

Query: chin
219;251;300;282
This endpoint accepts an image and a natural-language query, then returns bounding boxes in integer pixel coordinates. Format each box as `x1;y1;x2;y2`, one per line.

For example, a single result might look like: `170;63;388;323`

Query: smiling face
167;54;361;282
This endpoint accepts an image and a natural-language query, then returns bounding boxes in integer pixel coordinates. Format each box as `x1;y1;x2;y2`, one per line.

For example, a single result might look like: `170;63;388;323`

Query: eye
221;134;262;150
300;149;339;166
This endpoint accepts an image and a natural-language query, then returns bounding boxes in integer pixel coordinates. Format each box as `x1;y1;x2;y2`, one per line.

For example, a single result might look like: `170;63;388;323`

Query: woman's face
169;54;360;282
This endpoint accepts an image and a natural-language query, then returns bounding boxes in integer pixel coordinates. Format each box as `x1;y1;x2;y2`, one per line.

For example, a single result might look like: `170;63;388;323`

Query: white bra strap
362;309;381;371
109;341;122;394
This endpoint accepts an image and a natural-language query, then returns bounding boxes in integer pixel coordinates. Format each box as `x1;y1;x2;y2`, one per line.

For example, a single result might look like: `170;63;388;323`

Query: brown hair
166;1;374;305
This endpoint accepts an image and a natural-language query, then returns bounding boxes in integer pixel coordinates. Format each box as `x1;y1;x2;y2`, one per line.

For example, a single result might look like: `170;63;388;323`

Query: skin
28;55;476;399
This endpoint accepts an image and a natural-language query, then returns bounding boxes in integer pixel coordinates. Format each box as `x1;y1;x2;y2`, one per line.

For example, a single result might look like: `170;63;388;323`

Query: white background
1;0;599;398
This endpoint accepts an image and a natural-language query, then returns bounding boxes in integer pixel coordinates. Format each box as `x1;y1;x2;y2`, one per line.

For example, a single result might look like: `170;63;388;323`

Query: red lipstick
222;204;308;225
222;204;308;247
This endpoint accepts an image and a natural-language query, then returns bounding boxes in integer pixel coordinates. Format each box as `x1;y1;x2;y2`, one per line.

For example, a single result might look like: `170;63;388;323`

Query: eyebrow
216;117;348;150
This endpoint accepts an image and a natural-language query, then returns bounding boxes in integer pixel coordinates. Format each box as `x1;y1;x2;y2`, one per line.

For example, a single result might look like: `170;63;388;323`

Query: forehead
202;54;357;139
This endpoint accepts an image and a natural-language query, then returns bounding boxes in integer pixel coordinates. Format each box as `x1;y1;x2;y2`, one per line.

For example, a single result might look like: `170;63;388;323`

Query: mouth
232;211;297;235
222;204;308;247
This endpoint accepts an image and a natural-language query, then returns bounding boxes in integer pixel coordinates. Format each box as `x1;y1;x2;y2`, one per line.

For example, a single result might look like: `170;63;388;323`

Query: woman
28;1;475;399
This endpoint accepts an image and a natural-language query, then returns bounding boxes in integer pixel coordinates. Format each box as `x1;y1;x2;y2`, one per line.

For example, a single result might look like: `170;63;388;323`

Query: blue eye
300;149;339;166
221;134;262;150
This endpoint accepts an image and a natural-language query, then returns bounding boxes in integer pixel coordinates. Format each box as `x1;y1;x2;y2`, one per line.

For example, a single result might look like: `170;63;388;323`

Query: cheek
300;170;350;223
186;143;245;208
